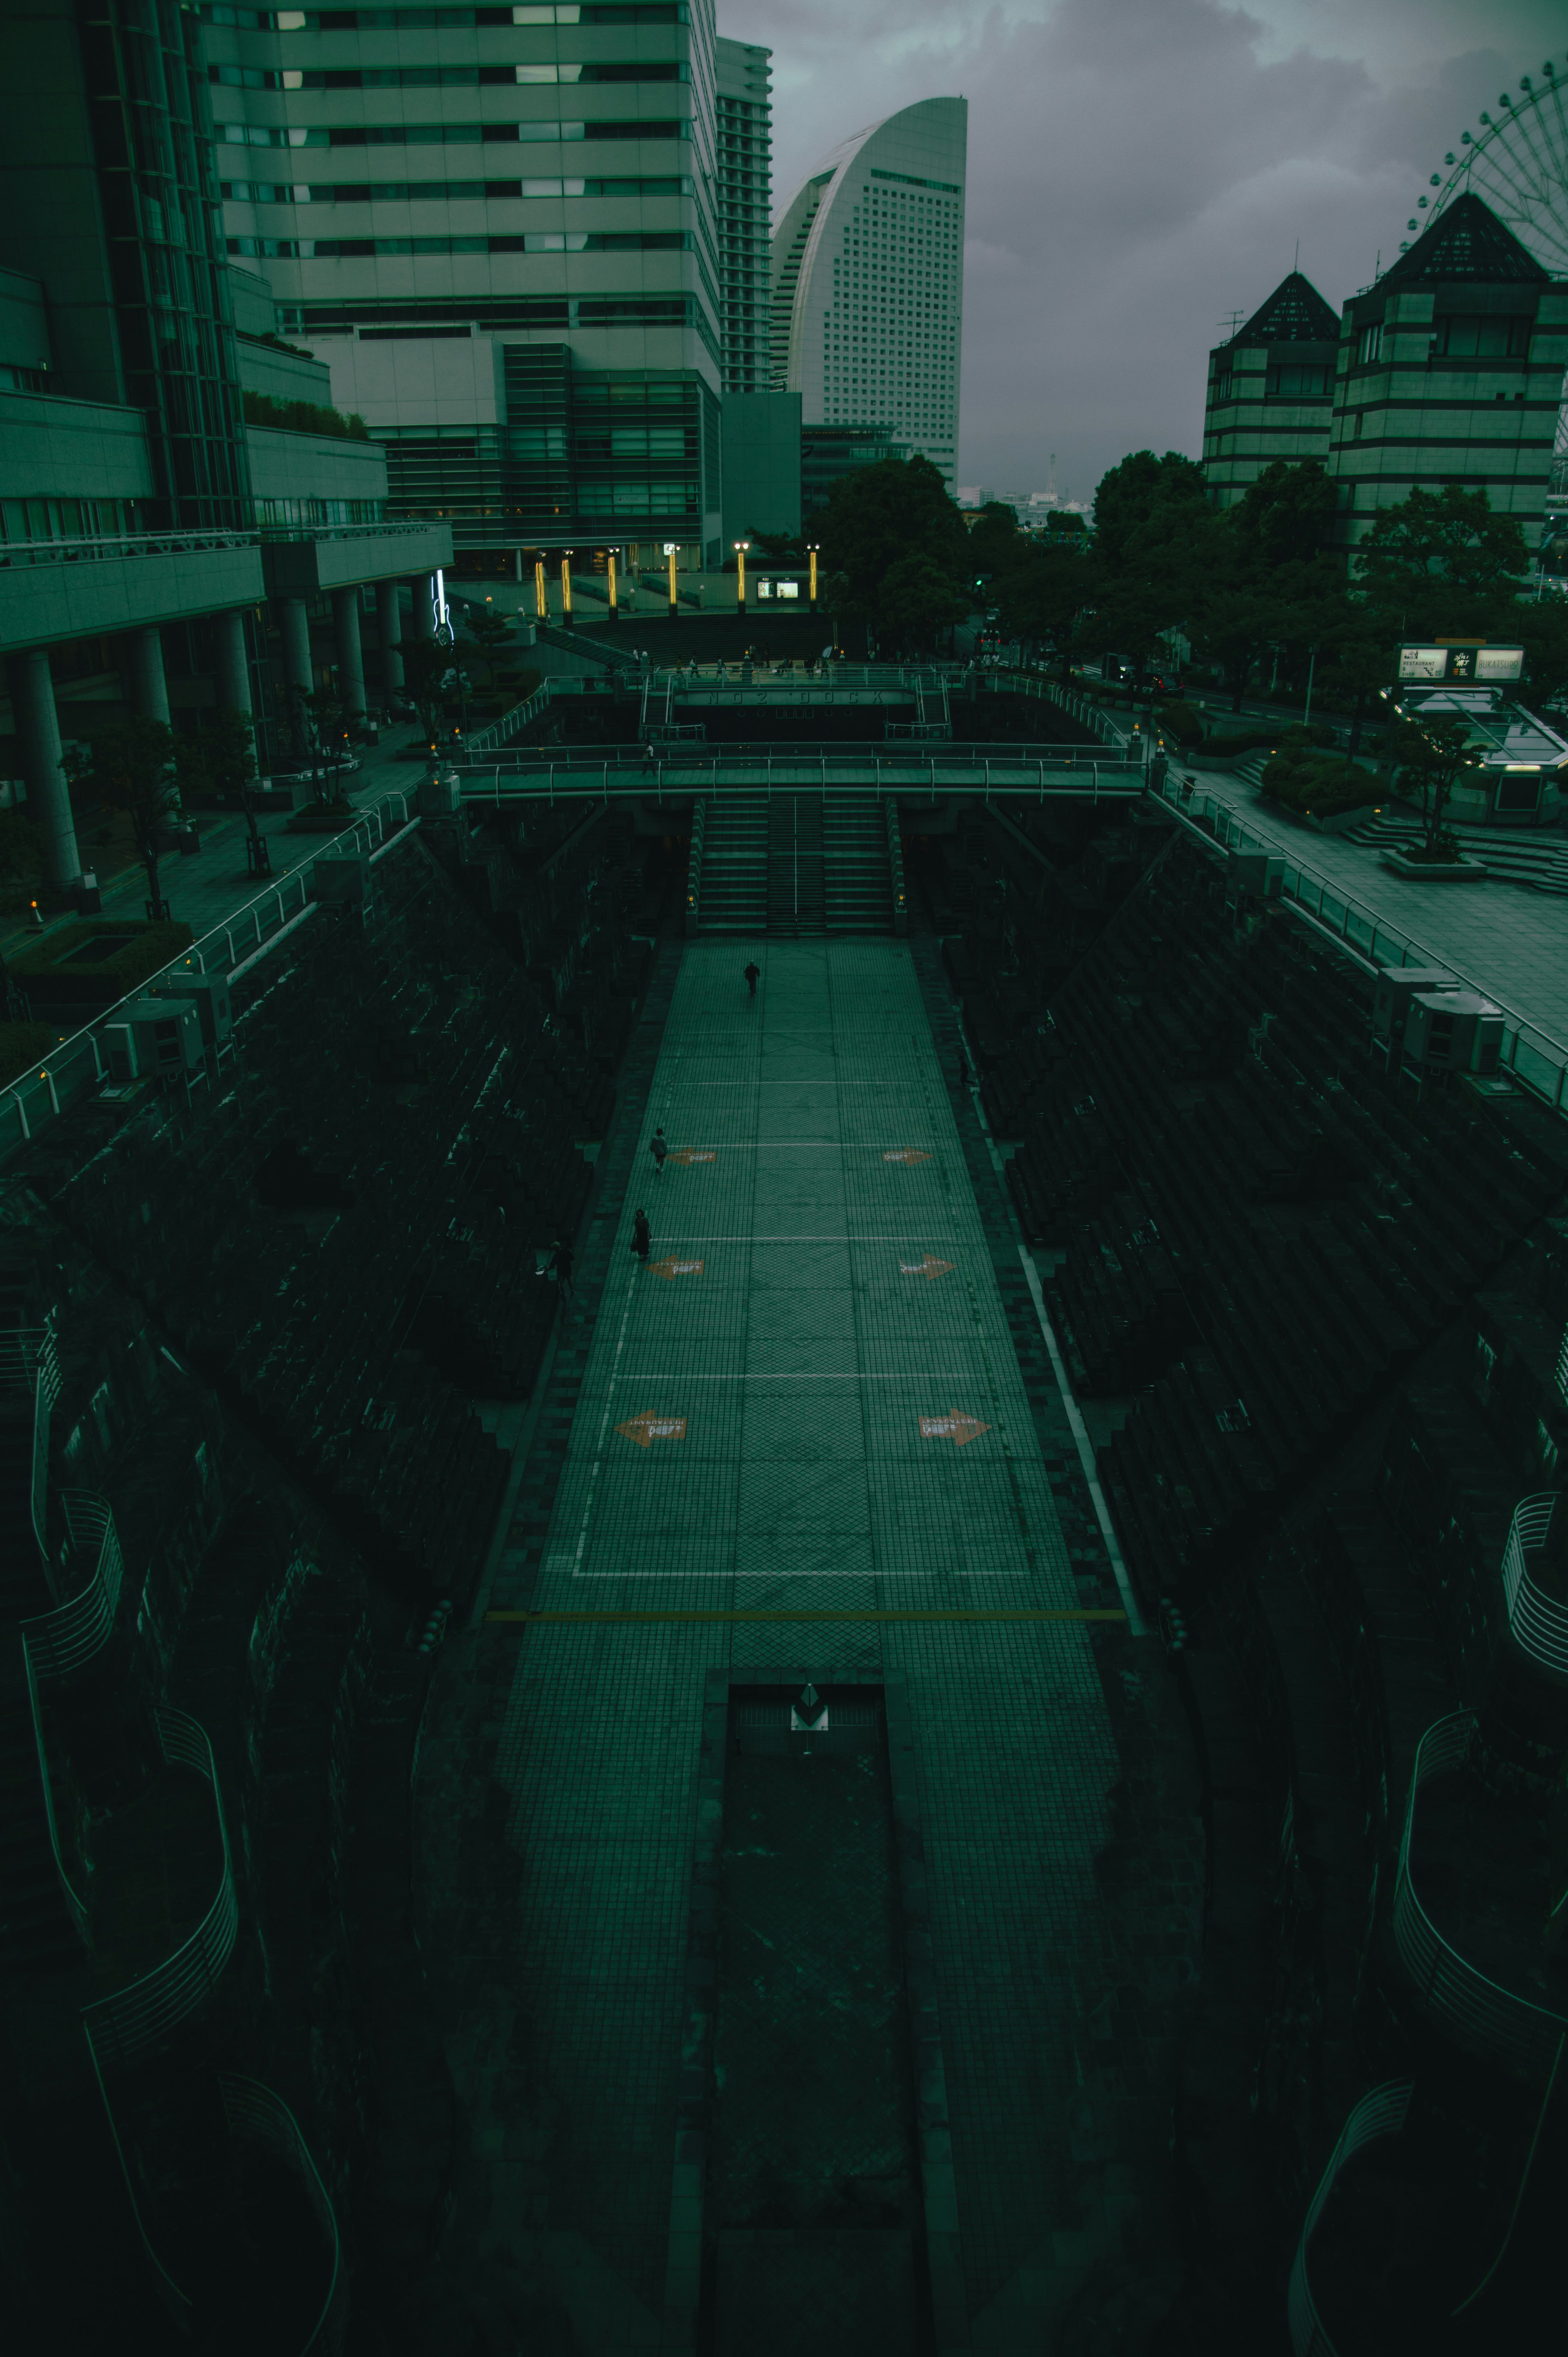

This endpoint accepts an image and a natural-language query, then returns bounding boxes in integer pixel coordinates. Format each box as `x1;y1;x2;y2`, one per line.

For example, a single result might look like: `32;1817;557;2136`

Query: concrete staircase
697;792;768;932
824;794;894;933
767;793;826;936
1343;814;1568;896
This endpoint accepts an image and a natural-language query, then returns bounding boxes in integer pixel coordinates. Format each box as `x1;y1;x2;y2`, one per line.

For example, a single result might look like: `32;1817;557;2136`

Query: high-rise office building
1201;272;1339;508
771;97;965;487
715;37;769;395
201;0;730;573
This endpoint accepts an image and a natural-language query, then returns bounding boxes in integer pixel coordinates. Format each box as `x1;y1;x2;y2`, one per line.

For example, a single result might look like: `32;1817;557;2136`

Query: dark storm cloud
722;0;1562;499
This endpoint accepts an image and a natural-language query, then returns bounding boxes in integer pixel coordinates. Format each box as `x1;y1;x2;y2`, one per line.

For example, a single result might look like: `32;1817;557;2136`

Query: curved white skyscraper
771;98;966;484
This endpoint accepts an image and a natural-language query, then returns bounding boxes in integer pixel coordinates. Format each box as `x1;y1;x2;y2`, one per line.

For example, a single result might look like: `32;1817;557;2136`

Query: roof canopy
1380;190;1550;288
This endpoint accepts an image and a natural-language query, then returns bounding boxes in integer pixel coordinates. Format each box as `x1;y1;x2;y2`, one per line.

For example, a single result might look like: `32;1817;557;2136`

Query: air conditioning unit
1405;990;1504;1075
111;997;205;1079
1371;966;1460;1046
149;970;231;1047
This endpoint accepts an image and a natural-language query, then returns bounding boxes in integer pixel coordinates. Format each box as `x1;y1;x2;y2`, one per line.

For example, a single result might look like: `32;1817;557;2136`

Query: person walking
552;1234;575;1298
650;1125;668;1177
744;959;760;998
633;1207;651;1264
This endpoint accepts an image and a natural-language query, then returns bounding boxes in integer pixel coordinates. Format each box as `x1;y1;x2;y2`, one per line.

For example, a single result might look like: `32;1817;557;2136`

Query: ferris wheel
1407;55;1568;271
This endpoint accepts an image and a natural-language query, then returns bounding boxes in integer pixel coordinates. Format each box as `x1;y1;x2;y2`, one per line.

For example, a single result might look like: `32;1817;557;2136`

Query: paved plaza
419;939;1201;2353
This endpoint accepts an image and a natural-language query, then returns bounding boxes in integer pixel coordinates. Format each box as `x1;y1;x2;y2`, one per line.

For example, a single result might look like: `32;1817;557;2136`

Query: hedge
1260;746;1381;819
11;917;196;1005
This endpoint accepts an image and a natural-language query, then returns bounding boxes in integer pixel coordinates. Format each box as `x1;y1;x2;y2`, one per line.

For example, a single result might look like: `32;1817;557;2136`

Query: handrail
219;2075;347;2353
18;1633;91;1945
1392;1710;1568;2082
1;1325;63;1568
1500;1494;1568;1678
685;798;706;936
22;1490;125;1684
886;798;907;935
1287;2080;1414;2356
1143;760;1568;1117
81;1706;238;2072
2;792;414;1157
0;525;258;566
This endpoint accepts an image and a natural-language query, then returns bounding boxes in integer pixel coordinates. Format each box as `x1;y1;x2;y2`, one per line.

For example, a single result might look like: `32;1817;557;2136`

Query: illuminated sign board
1398;643;1523;683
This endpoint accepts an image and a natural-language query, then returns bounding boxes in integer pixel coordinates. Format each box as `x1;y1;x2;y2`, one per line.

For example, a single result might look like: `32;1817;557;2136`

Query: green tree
1232;457;1338;566
991;539;1091;673
1087;450;1209;682
877;551;968;653
300;687;352;806
1391;711;1481;858
816;455;970;632
966;501;1022;581
1354;484;1528;636
400;637;459;754
82;719;178;919
460;606;515;691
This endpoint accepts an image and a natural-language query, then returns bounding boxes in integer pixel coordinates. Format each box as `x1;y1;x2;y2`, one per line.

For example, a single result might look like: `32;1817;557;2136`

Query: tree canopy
816;455;971;646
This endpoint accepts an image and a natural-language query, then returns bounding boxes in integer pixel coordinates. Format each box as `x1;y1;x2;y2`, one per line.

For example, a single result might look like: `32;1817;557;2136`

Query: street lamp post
808;543;819;613
608;545;620;625
734;539;750;619
534;559;548;622
560;549;574;629
664;541;679;624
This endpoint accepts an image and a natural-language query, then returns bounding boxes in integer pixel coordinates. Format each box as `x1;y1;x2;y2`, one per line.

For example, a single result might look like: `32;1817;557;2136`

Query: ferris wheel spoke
1419;59;1568;271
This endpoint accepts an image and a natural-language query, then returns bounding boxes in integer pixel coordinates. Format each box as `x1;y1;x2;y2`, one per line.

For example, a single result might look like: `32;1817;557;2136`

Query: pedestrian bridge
454;746;1154;940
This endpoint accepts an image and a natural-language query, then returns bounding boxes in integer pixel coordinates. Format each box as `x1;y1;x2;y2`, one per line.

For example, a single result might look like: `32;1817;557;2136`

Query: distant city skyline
730;0;1565;501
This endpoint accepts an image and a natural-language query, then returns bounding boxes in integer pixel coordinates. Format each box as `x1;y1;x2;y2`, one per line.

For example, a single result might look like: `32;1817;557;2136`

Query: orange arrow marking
615;1413;688;1448
900;1255;953;1280
648;1257;704;1281
920;1412;991;1447
668;1149;716;1166
884;1149;931;1165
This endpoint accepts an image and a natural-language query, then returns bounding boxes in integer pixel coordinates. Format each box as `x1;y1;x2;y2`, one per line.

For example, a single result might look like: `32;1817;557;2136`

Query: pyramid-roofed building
1202;272;1341;508
1332;192;1567;551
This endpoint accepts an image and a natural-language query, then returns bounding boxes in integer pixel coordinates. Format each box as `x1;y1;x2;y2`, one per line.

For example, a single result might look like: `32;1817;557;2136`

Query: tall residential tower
771;96;965;487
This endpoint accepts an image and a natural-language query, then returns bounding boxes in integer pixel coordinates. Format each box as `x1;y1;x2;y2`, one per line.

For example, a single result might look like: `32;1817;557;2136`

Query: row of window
229;229;690;254
204;2;686;22
0;497;143;544
1358;316;1532;365
221;174;690;200
211;58;687;86
255;493;385;525
219;116;684;145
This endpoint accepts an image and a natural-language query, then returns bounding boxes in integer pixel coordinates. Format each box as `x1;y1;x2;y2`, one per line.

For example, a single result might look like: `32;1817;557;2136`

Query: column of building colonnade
3;574;441;893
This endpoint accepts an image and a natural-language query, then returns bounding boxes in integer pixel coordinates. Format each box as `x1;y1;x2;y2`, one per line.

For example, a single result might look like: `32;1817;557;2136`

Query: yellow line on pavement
485;1607;1126;1625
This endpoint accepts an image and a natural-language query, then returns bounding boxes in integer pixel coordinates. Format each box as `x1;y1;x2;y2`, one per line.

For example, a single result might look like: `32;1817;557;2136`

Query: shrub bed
10;917;196;1006
1261;743;1382;820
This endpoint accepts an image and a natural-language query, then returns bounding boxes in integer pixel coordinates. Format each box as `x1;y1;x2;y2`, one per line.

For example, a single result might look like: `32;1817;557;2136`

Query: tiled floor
462;939;1198;2346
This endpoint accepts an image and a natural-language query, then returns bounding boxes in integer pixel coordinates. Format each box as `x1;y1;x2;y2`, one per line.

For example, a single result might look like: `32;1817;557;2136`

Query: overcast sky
721;0;1565;502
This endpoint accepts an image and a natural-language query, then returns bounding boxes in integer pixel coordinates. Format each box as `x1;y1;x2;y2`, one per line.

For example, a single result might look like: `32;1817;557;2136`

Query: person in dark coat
744;960;760;997
633;1208;651;1263
552;1235;574;1298
650;1126;668;1175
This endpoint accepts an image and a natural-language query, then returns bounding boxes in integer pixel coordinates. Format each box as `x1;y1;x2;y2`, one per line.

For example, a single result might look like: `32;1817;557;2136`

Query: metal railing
684;798;705;935
1145;762;1568;1117
0;1325;62;1567
0;524;258;568
886;798;907;936
458;746;1145;809
81;1706;238;2073
218;2075;347;2353
1287;2080;1414;2356
1392;1710;1568;2082
22;1491;125;1684
1500;1493;1568;1679
2;791;414;1160
19;1633;91;1946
